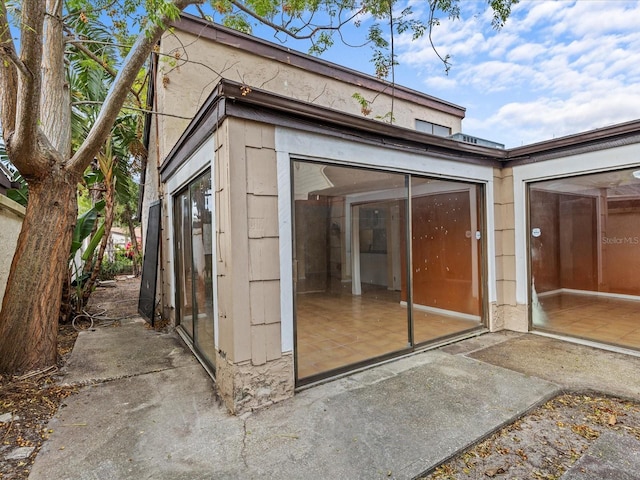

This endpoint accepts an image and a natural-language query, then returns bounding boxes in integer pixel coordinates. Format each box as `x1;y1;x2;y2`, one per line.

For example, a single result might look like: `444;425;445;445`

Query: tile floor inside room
295;285;481;380
535;292;640;349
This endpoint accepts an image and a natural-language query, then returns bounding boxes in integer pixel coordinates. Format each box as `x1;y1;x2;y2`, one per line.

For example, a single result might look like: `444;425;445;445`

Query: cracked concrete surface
30;323;560;480
28;325;640;480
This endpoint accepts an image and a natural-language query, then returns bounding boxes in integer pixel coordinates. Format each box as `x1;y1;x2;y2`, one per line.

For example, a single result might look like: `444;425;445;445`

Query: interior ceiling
532;168;640;198
299;164;462;197
309;166;406;196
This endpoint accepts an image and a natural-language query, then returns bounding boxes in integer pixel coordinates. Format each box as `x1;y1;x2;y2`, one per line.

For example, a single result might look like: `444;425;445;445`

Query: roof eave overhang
160;79;504;182
504;120;640;167
170;13;466;120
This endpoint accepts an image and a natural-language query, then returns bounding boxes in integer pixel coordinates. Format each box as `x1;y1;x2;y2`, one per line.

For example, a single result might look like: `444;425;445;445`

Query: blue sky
252;0;640;148
4;1;639;150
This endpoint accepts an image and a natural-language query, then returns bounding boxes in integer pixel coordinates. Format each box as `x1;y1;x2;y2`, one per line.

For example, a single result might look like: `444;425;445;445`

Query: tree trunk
0;170;78;374
125;204;141;276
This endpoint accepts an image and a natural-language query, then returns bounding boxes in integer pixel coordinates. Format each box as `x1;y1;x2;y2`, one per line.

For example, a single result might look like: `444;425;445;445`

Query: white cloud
390;0;640;147
469;83;640;147
505;42;546;63
421;75;458;91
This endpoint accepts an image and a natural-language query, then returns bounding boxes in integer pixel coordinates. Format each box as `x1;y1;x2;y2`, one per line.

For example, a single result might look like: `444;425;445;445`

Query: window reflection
293;161;485;382
530;167;640;349
174;170;216;368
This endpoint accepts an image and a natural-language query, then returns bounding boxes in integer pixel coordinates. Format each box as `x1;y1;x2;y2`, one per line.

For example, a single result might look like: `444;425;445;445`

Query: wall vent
449;133;505;149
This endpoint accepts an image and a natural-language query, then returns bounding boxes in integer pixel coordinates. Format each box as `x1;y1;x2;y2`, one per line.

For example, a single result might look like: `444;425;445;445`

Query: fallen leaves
421;394;640;480
570;424;599;440
0;325;79;480
484;465;508;477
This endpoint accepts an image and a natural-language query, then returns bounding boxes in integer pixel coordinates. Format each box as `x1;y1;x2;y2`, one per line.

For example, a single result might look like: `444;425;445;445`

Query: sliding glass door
529;167;640;349
293;163;410;381
293;160;486;384
173;170;216;368
410;178;484;344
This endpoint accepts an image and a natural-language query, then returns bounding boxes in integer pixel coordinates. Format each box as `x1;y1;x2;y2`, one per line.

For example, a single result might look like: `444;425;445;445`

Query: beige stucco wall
141;112;162;257
145;24;467;330
155;28;463;164
491;167;527;332
0;195;25;307
214;118;294;413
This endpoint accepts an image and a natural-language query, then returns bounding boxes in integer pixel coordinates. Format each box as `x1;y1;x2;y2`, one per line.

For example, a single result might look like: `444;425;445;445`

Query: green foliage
308;31;334;56
70;202;105;260
352;92;372;116
81;223;105;262
489;0;518;29
99;247;134;280
375;111;394;123
6;176;28;207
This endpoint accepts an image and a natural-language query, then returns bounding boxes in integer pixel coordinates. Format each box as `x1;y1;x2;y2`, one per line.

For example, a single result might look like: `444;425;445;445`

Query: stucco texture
0;196;25;306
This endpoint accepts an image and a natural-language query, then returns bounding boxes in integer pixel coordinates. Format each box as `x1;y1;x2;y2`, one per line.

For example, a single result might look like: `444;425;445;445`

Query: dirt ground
2;277;640;479
420;393;640;480
0;276;141;480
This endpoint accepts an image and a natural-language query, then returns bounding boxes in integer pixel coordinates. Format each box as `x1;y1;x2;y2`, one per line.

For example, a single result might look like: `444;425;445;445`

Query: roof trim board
171;14;466;119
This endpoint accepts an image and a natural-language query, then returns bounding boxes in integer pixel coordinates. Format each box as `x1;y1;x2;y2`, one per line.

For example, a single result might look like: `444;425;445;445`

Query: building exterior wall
155;27;464;164
491;167;527;331
0;195;25;306
143;17;640;416
141;108;162;270
145;21;467;334
209;118;293;413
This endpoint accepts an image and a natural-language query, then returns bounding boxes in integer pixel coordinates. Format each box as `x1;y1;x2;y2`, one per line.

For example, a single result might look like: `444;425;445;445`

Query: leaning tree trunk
125;204;141;276
0;170;78;373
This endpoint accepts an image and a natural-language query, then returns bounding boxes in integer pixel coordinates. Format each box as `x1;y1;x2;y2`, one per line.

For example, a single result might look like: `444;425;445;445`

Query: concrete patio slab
466;334;640;400
61;318;196;386
29;323;559;480
560;431;640;480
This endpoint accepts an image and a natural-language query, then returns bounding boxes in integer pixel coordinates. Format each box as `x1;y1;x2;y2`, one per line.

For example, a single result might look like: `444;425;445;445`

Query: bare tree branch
194;3;210;20
11;0;46;173
229;0;366;42
0;0;19;136
427;0;451;74
69;0;201;174
72;100;193;119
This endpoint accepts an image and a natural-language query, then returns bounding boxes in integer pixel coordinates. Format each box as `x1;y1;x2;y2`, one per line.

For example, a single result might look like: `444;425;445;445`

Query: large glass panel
530;167;640;349
410;178;484;344
174;190;193;338
173;170;216;368
293;161;410;381
191;171;216;367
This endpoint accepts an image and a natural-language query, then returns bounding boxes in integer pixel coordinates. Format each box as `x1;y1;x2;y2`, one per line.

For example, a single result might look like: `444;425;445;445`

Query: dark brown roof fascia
171;13;466;119
159;95;225;182
160;79;504;181
504;119;640;167
217;80;504;164
226;100;502;168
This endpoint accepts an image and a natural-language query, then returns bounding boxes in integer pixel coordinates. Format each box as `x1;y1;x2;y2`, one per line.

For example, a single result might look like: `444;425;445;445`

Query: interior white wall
276;127;496;354
344;183;476;298
164;136;218;347
512;143;640;305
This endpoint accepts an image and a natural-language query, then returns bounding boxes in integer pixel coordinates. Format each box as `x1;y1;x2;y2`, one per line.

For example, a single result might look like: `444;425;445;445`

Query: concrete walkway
29;320;640;480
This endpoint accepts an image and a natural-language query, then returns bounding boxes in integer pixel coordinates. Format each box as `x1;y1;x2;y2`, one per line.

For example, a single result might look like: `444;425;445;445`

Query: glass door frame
172;169;216;371
291;158;489;386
